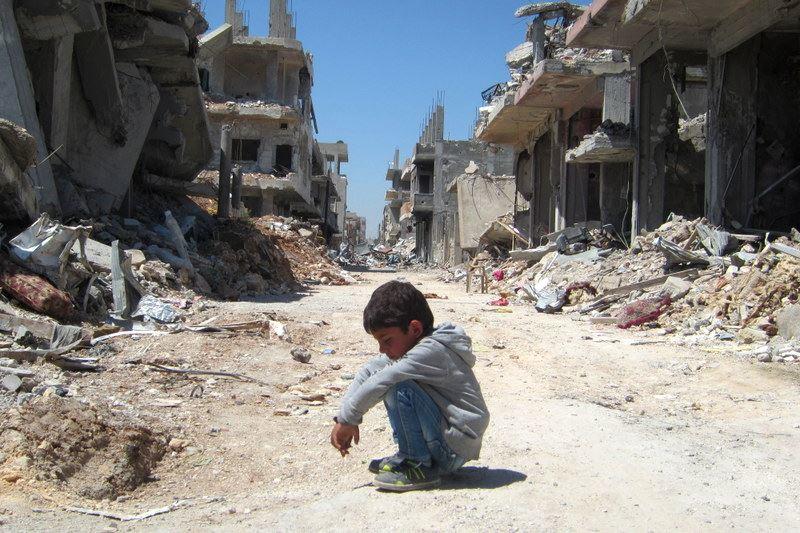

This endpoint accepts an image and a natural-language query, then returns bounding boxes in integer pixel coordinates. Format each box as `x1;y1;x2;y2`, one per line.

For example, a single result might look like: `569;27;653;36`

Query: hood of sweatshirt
427;322;475;368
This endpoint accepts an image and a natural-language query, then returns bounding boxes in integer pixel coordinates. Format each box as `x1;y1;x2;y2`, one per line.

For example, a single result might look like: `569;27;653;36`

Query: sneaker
368;457;392;474
373;460;441;492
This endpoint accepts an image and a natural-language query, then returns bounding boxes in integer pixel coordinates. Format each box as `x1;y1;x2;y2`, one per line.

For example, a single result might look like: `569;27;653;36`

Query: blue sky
202;1;579;238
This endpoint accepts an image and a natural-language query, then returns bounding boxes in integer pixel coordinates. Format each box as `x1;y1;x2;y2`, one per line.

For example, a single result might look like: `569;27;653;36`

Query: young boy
330;280;489;492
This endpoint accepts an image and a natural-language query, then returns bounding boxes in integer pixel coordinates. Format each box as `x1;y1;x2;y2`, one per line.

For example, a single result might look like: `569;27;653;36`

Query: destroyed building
476;3;631;244
345;212;367;247
381;149;414;247
319;142;350;247
565;0;800;236
0;0;212;222
393;103;514;264
193;0;343;238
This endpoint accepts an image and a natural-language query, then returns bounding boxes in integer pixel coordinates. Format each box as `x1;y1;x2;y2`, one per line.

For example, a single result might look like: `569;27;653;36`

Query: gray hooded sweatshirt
337;323;489;460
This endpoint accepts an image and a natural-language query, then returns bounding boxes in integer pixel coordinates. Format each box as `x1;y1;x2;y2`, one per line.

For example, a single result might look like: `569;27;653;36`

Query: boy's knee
386;380;420;405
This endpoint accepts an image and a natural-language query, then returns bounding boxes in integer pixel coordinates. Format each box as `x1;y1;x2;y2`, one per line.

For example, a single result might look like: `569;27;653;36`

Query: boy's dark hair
363;281;434;336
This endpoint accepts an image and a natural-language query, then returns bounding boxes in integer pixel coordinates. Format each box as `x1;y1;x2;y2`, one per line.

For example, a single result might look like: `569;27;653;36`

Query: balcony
411;192;434;213
565;0;755;56
476;91;552;145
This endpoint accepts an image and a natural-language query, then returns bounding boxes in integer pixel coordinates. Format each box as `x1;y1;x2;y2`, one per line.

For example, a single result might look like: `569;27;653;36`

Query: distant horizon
201;0;589;239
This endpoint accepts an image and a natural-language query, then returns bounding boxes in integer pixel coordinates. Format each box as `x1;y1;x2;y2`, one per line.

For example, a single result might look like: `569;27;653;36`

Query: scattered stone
757;353;772;363
291;347;312;364
1;375;22;393
168;438;189;451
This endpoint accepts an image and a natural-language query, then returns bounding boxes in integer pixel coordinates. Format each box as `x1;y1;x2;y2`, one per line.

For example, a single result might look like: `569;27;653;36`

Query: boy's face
371;320;424;360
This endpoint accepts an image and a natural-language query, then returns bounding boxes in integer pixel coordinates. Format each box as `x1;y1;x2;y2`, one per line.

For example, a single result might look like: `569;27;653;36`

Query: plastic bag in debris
8;214;92;289
131;295;181;323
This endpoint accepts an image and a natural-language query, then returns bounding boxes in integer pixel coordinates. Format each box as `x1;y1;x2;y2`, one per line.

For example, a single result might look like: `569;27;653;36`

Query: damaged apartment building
476;2;632;244
0;0;212;224
386;103;514;264
567;0;800;236
381;149;413;248
486;0;800;241
195;0;345;239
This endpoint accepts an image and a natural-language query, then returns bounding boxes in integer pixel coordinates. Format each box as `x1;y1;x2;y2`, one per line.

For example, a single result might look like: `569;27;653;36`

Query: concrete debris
461;213;800;352
678;113;707;152
515;2;584;20
291;347;312;364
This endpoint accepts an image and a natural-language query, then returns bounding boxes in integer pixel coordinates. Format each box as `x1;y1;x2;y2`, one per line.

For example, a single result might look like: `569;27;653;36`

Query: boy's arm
340;355;392;406
337;342;447;425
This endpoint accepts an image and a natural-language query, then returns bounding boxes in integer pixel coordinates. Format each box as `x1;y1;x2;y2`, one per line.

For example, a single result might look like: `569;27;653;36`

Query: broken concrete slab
565;131;635;164
662;276;693;300
72;238;145;272
509;244;558;262
515;2;584;20
67;62;160;213
678;113;706;152
0;127;37;221
0;0;60;217
13;0;100;40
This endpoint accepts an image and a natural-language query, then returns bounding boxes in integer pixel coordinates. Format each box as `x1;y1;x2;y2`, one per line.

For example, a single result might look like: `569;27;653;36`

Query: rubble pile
468;215;800;359
0;397;165;500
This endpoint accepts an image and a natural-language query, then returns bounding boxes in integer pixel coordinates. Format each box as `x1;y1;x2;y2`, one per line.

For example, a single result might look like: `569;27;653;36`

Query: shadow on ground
440;467;527;490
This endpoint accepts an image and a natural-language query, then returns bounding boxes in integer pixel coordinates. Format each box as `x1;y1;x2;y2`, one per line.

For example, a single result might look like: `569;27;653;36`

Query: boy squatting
329;281;489;491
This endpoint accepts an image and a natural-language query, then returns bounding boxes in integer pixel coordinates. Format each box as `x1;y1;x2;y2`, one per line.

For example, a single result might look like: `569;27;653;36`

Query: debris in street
291;347;312;364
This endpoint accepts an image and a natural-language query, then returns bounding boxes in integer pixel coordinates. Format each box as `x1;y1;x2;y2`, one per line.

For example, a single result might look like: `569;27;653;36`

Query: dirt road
2;270;799;531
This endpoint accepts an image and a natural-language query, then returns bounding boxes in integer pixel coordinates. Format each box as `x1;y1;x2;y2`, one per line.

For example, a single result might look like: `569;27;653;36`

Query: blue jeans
384;380;466;473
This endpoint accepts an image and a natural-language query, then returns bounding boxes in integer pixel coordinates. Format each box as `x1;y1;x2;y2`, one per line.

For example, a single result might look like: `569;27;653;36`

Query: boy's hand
330;422;360;457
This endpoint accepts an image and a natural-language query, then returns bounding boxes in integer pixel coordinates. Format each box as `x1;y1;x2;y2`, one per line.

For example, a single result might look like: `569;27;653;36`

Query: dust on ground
1;271;798;531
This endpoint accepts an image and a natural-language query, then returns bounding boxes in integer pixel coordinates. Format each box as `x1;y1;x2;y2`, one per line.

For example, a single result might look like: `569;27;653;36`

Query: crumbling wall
565;109;602;226
456;175;519;251
432;141;515;264
636;50;706;232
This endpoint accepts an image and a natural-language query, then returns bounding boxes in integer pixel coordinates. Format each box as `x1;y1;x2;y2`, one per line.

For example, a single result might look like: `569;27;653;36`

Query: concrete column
602;74;631;124
231;166;243;215
269;0;287;38
286;66;300;107
260;189;275;215
531;16;546;64
218;125;232;219
550;114;566;231
265;51;279;101
705;56;724;225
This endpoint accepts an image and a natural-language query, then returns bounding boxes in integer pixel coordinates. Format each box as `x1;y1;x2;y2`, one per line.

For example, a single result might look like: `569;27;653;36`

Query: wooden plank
600;268;701;297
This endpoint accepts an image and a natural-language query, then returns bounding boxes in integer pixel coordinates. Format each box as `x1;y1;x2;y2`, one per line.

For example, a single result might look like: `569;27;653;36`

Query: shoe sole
373;478;441;492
